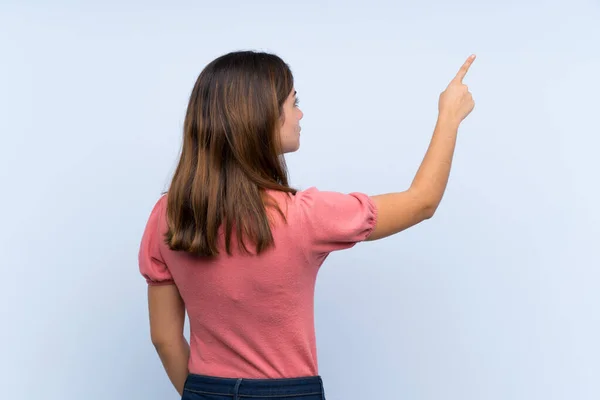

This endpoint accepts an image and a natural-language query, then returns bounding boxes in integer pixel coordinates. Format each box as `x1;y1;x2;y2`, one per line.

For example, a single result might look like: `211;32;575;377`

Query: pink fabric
138;187;377;379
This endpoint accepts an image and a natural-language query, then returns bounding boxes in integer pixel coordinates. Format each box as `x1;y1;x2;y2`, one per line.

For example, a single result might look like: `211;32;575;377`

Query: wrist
436;112;461;130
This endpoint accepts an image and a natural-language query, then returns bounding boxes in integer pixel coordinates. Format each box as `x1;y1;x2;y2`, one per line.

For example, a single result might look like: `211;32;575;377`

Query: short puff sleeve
296;186;378;259
138;196;174;286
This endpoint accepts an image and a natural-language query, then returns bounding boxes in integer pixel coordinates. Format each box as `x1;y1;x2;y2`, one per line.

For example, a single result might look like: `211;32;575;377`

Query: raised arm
366;55;476;241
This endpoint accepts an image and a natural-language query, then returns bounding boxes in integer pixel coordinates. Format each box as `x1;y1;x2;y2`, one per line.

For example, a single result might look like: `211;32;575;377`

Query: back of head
165;50;298;258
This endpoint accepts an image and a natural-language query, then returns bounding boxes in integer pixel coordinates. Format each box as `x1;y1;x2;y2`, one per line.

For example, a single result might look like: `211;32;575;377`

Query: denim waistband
184;373;325;398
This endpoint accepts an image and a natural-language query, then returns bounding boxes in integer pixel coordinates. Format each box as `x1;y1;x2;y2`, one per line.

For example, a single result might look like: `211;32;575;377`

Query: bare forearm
154;337;190;396
410;115;460;212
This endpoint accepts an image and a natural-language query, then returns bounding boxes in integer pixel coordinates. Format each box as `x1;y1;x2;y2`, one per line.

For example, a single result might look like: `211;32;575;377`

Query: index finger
453;54;476;83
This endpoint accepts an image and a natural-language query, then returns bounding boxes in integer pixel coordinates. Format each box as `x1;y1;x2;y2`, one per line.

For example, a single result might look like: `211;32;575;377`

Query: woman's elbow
151;332;183;349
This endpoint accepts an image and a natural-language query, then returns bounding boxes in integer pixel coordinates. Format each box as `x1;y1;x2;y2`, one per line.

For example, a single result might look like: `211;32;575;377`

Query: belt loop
233;378;243;400
318;376;325;400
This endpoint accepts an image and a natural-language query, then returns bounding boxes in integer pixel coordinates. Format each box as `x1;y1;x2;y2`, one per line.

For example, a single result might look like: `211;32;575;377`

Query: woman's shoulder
283;186;368;207
277;186;378;255
140;193;169;237
269;185;376;230
146;193;168;219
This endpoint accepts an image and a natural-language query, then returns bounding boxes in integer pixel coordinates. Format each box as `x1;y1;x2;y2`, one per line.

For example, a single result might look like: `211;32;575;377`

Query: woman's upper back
138;186;377;378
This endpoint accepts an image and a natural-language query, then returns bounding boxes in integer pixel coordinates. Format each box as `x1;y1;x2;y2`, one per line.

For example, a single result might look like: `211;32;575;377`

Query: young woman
138;50;476;399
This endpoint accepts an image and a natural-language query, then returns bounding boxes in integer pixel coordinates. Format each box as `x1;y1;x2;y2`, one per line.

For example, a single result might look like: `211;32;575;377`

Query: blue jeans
181;373;327;400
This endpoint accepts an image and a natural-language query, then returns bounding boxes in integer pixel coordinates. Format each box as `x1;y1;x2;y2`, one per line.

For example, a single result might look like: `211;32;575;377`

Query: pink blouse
138;187;377;378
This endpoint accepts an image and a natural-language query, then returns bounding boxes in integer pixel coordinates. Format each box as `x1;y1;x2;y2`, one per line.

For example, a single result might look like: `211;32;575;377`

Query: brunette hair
164;51;298;257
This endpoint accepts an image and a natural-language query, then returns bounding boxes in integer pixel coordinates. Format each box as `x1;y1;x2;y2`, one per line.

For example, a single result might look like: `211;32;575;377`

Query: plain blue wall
1;1;598;399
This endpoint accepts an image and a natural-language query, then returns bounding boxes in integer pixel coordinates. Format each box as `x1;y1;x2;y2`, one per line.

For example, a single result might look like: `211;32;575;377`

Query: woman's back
139;186;376;379
138;50;476;398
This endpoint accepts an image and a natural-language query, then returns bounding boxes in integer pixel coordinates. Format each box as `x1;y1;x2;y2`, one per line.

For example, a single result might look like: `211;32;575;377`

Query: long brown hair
164;51;298;257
